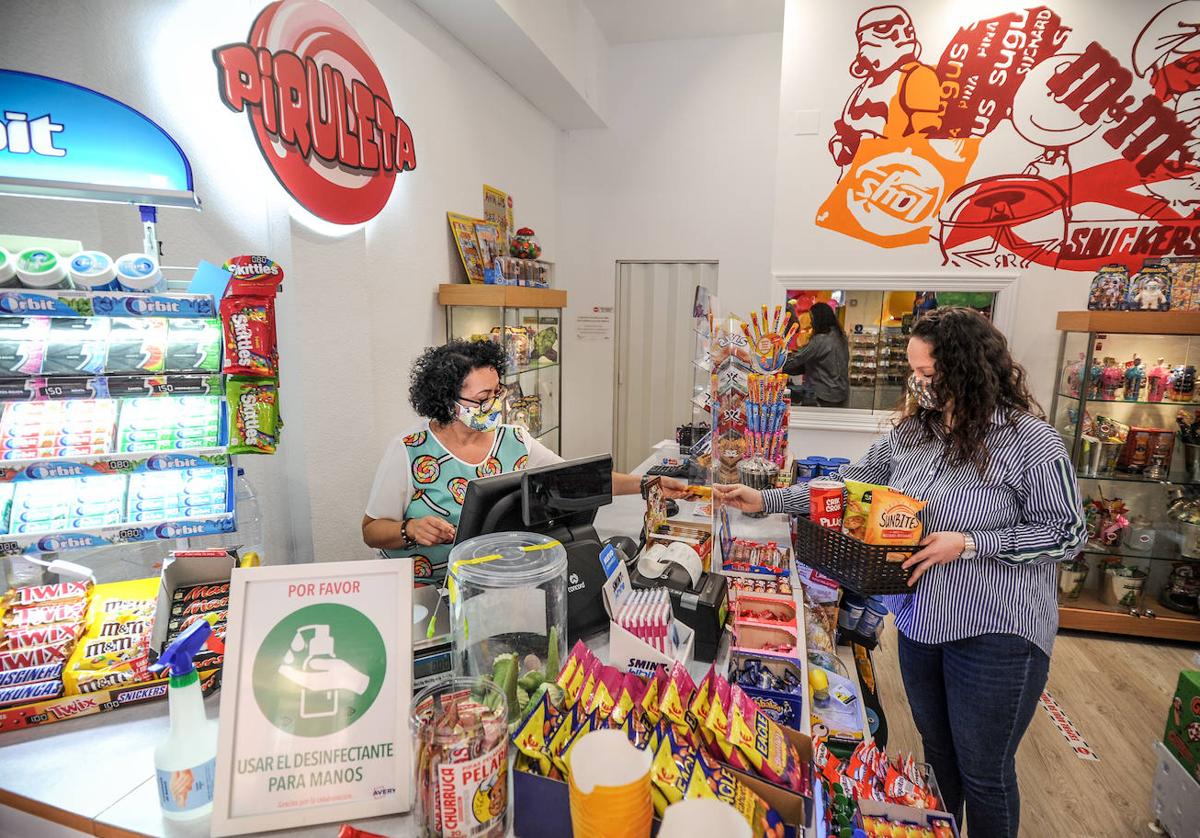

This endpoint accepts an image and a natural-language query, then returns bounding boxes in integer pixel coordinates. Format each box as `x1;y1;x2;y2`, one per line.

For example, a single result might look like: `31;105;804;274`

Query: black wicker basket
791;515;916;595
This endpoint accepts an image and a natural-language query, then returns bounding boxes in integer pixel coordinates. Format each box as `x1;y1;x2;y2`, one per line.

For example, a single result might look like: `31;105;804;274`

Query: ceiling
581;0;784;44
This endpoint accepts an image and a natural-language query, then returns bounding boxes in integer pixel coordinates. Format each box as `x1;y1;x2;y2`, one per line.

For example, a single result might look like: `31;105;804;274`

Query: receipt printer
630;565;728;662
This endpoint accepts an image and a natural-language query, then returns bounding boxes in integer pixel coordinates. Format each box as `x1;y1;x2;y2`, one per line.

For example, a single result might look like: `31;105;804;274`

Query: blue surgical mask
456;397;502;432
908;373;940;410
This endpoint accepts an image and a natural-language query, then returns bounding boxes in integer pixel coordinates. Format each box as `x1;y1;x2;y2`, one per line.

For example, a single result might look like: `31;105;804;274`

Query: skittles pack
219;257;283;455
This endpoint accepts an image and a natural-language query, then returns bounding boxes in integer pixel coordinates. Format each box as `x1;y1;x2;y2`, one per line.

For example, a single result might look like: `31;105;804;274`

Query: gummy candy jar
509;227;542;260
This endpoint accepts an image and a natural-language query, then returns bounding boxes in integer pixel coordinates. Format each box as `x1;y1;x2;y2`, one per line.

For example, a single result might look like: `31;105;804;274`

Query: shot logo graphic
814;2;1200;271
252;603;385;737
213;0;416;224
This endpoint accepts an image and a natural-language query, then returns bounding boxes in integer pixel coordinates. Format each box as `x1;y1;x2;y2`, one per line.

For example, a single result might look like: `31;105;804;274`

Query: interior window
784;290;997;411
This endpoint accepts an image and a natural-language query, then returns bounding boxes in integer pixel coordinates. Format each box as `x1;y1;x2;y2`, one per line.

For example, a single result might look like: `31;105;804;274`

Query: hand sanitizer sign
212;561;413;836
0;69;197;207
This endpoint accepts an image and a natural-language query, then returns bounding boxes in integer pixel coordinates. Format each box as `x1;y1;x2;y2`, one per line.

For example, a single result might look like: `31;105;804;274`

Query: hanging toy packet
228;377;280;454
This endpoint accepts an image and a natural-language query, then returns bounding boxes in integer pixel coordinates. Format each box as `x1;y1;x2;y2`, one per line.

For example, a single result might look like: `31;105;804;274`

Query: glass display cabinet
1050;310;1200;641
438;284;566;454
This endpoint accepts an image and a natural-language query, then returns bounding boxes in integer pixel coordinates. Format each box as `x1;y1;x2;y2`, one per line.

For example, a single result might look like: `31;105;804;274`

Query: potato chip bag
560;710;598;781
863;487;926;547
689;667;716;749
611;670;647;726
649;727;698;816
587;664;624;720
641;665;667;725
703;674;749;769
545;703;580;778
843;480;886;541
686;751;787;838
726;684;807;792
512;691;556;776
558;641;595;707
659;661;698;742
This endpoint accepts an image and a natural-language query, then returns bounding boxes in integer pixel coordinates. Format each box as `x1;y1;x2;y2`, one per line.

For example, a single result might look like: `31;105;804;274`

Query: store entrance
613;260;717;472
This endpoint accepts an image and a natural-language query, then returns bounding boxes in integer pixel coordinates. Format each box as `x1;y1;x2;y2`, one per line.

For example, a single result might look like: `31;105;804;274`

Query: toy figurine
1100;357;1124;400
1148;358;1170;402
1127;264;1172;311
1169;365;1197;402
1064;353;1085;397
1123;355;1145;401
1089;358;1105;399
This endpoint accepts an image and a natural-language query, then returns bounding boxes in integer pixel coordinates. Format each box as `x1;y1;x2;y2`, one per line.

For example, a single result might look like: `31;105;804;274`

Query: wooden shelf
1058;589;1200;642
1056;310;1200;335
437;284;567;309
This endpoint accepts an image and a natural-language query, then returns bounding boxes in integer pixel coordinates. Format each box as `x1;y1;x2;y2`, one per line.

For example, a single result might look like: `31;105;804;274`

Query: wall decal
814;2;1200;271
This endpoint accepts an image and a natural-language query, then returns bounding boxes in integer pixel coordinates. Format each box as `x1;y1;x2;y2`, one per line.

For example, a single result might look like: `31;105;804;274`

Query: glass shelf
1056;392;1199;408
1080;542;1197;563
536;425;559;439
505;361;559;379
1059;588;1200;622
1075;471;1198;487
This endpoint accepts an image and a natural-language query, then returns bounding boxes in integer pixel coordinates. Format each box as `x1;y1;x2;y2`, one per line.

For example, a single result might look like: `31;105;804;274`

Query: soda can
809;477;845;530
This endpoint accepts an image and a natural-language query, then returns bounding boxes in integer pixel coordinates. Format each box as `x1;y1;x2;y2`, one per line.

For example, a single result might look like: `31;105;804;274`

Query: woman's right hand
714;483;765;513
407;515;457;546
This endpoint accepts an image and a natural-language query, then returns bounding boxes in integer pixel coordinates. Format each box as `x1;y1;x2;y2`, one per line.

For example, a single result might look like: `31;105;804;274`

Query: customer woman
363;339;685;584
716;307;1085;838
783;302;849;408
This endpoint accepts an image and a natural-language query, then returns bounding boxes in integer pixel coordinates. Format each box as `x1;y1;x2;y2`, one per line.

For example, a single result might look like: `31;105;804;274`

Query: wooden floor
871;619;1198;837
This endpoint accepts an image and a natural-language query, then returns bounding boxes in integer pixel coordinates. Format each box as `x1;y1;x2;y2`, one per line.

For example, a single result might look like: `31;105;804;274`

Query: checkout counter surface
0;443;816;838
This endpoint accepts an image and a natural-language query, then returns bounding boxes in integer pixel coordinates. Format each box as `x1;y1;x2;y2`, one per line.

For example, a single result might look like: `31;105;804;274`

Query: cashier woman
363;339;686;585
716;307;1086;838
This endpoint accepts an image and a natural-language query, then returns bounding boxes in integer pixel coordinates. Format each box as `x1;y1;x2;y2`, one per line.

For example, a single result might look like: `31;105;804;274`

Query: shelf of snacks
442;289;565;454
1052;301;1200;639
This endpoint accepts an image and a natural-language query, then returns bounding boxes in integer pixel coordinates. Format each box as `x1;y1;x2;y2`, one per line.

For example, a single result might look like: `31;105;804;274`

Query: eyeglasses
458;384;507;408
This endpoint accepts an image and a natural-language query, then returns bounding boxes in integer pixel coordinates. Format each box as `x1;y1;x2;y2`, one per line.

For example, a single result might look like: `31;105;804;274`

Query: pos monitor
456;455;613;639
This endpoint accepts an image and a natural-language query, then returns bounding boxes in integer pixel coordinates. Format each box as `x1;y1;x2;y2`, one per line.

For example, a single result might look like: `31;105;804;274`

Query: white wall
0;0;560;564
556;33;784;459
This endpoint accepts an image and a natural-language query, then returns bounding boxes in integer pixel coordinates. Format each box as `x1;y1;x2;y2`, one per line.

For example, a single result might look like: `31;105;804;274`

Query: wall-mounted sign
213;0;417;225
0;69;197;208
211;559;413;835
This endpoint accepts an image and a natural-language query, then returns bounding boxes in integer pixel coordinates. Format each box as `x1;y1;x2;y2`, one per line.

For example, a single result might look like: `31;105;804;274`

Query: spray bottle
149;620;219;820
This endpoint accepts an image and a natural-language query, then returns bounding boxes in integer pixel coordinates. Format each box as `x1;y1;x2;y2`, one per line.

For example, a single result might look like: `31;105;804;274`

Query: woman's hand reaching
713;483;765;513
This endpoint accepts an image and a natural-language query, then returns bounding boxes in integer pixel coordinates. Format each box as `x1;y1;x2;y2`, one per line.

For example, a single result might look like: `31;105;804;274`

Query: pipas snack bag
863;487;926;549
843;480;886;541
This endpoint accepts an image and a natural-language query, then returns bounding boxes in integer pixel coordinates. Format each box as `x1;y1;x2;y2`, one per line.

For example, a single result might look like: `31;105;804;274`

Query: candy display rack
0;283;237;559
1050;310;1200;641
438;284;567;454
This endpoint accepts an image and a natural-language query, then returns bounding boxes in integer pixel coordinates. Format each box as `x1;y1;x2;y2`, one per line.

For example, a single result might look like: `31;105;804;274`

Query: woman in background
717;307;1085;838
784;301;849;408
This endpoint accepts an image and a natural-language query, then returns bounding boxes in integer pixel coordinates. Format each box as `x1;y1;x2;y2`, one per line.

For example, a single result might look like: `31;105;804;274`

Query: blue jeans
898;632;1049;838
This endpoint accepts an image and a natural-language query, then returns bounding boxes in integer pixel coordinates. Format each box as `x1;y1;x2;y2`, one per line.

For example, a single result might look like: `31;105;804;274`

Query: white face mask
456;397;502;432
907;373;939;410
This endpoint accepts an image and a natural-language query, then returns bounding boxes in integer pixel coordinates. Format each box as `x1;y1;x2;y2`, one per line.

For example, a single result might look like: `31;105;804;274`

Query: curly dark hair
409;339;508;425
901;307;1041;475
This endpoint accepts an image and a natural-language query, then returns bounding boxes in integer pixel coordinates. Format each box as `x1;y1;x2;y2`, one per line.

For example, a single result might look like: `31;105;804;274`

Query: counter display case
1050;310;1200;641
438;284;566;453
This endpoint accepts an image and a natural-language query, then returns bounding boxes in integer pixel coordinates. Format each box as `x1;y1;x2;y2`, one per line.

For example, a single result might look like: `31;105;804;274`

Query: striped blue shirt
762;410;1086;656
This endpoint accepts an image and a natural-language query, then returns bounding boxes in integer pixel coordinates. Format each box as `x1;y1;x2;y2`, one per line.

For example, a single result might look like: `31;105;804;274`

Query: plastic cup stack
567;729;653;838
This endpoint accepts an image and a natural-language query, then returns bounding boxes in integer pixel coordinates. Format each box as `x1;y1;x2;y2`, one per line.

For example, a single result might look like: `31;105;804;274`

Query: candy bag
228;376;280;454
685;751;787;838
863;487;926;548
220;294;276;377
726;684;806;792
843;480;885;541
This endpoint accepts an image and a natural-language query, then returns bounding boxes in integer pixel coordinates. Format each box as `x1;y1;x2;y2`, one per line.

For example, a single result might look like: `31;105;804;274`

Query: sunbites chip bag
863;487;926;548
